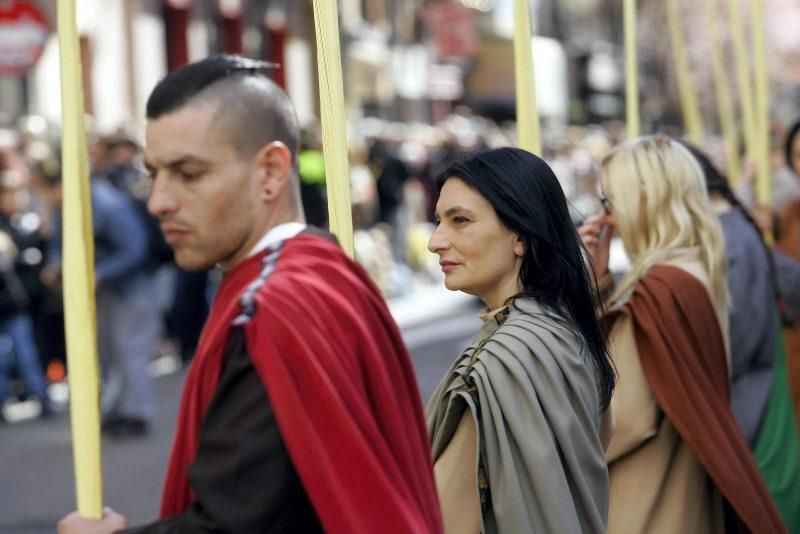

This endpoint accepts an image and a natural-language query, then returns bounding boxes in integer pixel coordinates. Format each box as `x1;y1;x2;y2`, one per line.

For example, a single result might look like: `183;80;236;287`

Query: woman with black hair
426;147;615;533
686;144;800;530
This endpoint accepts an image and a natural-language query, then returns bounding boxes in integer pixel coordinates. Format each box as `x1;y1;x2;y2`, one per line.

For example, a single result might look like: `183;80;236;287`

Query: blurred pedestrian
370;135;410;260
0;168;50;355
777;119;800;422
426;147;615;533
0;209;50;421
297;127;328;228
59;55;442;534
97;129;174;271
687;144;800;529
38;169;158;439
167;269;208;363
582;135;784;533
684;145;777;441
99;130;143;191
93;130;184;364
26;156;67;370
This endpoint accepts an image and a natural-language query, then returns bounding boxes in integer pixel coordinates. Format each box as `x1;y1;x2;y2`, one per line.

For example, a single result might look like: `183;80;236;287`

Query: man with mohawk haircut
59;55;442;534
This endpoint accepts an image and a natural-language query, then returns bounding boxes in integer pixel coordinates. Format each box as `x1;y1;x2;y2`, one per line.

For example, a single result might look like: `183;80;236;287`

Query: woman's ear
514;235;525;257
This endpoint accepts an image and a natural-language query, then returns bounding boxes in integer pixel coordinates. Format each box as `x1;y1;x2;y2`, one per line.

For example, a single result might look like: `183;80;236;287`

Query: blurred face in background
0;171;27;217
428;177;523;308
0;187;24;217
108;142;139;167
88;138;108;172
36;182;61;211
0;154;33;212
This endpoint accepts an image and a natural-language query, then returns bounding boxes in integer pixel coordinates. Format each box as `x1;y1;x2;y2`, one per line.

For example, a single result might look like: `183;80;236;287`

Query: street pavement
0;284;482;533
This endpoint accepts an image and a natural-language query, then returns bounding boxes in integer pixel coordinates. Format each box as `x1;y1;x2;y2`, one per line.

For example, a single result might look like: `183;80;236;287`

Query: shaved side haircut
146;55;300;162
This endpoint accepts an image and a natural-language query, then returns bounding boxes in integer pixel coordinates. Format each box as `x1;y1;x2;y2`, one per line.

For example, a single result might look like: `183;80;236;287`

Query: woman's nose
428;225;448;254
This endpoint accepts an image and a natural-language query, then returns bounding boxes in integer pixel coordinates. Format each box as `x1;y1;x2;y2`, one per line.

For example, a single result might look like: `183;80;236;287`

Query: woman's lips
440;261;460;273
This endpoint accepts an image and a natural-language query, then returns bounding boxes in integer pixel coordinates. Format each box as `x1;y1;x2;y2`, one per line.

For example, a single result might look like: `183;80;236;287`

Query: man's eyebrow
166;156;210;168
144;155;210;171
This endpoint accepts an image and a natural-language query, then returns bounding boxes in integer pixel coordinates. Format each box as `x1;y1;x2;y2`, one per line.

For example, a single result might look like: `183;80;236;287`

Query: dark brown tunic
123;329;322;533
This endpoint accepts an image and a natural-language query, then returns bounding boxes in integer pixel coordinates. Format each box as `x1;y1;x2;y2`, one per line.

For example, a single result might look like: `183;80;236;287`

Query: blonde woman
580;135;784;533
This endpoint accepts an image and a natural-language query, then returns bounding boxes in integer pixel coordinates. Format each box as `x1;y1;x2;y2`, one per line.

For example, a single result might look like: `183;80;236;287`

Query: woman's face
428;178;524;307
790;133;800;176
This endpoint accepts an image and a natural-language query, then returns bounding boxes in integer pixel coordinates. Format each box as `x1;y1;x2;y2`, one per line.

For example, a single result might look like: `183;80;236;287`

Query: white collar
247;222;307;258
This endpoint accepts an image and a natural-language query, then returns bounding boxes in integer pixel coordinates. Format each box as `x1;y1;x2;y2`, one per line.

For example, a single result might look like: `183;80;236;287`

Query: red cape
610;265;785;533
161;233;443;533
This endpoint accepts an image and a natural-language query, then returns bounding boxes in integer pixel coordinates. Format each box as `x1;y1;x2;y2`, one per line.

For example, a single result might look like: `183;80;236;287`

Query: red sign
0;1;48;76
218;0;242;19
423;2;479;61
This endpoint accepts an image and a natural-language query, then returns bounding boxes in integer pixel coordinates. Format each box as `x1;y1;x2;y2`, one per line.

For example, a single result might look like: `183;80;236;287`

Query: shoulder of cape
493;302;576;344
476;308;585;373
643;265;715;309
230;233;353;326
644;263;700;284
269;233;358;278
243;233;380;322
616;264;706;311
467;309;600;417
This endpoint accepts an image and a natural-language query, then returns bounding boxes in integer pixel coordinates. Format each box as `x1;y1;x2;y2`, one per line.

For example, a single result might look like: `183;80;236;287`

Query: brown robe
608;264;784;533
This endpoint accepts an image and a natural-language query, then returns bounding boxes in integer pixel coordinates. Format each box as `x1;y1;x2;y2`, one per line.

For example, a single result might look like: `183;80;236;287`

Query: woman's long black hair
682;143;792;325
436;147;615;411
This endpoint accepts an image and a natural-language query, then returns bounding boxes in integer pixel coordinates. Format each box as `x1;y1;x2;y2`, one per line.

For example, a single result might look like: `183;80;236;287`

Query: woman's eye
453;216;470;224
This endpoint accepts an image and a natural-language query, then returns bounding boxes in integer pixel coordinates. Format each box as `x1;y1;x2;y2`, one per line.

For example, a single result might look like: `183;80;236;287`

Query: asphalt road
0;296;481;533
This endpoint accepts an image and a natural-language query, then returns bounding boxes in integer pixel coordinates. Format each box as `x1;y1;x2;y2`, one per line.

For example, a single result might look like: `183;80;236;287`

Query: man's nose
147;175;178;217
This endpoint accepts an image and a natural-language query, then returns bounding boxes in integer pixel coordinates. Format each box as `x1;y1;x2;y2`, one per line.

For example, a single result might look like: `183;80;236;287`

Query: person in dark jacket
369;138;411;261
38;170;159;438
0;169;51;420
0;224;50;419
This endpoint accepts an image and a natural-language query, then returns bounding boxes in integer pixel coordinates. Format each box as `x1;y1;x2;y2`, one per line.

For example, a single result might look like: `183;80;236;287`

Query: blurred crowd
3;103;800;438
0;108;625;431
0;115;185;432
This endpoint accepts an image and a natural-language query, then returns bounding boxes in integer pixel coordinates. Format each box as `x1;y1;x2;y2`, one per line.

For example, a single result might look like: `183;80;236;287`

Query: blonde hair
601;135;729;309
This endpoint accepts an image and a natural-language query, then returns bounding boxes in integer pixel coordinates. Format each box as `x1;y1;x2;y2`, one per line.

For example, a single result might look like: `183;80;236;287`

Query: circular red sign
0;1;49;77
167;0;192;9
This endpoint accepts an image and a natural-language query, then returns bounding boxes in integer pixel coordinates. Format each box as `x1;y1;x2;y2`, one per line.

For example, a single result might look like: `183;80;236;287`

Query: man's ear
255;141;293;202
